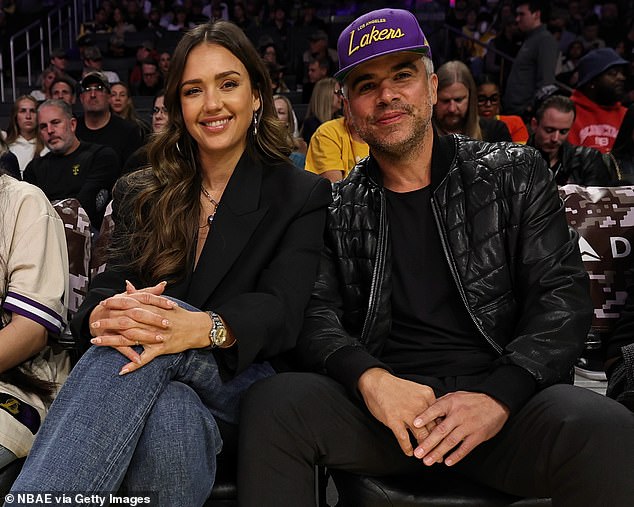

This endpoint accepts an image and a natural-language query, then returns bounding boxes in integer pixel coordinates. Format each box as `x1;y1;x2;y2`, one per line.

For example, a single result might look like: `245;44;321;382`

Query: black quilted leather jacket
527;136;615;186
297;134;592;388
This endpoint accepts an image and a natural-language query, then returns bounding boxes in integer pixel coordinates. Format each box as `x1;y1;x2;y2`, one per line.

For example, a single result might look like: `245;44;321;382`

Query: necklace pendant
207;214;214;226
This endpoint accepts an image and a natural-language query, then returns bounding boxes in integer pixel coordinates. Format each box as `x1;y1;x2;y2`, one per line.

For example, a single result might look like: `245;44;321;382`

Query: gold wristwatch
206;311;228;348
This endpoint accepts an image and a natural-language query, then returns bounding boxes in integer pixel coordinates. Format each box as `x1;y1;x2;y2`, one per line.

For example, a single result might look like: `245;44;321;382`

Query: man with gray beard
238;8;634;507
23;99;117;228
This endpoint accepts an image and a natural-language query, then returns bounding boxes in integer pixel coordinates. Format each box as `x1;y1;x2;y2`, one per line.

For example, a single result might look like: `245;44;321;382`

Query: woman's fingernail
162;319;170;326
119;367;130;375
160;281;167;286
90;337;102;345
91;321;100;328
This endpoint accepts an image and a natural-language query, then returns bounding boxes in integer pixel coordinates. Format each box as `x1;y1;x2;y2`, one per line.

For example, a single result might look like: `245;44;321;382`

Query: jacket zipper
430;196;503;355
360;189;387;345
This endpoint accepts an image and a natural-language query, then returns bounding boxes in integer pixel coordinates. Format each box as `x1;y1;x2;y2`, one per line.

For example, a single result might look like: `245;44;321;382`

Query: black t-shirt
381;185;497;377
23;142;118;228
76;114;143;172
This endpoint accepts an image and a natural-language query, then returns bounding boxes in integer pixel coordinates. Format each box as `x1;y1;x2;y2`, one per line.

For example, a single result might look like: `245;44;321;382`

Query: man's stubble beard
351;98;433;160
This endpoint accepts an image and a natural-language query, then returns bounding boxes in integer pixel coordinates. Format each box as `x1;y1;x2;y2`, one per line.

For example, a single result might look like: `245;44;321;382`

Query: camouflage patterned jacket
297;134;592;409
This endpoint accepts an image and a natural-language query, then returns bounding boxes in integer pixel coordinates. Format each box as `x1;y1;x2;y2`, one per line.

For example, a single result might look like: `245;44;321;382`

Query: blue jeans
10;308;274;505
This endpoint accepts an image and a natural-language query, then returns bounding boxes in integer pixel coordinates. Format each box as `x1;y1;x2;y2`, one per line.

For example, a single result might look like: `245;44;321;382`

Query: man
75;72;143;171
301;30;338;101
81;46;120;84
238;9;634;506
302;57;330;103
129;41;155;89
568;47;628;154
49;48;67;75
528;94;613;185
23;100;117;229
434;60;511;142
132;58;164;96
51;76;77;105
502;0;559;117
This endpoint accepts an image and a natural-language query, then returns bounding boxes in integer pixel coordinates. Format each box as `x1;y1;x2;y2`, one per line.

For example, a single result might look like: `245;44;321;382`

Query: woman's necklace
200;185;220;227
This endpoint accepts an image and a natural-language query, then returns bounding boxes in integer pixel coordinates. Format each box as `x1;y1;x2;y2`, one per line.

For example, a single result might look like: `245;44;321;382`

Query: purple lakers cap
334;9;431;82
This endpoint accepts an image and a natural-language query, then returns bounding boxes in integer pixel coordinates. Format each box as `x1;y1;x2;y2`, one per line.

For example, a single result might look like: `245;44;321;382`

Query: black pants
238;372;634;507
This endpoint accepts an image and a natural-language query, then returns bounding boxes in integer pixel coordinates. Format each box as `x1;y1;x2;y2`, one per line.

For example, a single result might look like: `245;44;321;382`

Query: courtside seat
332;470;551;507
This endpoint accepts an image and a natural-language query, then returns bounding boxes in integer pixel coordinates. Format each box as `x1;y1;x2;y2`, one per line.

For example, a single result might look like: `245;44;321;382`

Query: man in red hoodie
569;47;628;153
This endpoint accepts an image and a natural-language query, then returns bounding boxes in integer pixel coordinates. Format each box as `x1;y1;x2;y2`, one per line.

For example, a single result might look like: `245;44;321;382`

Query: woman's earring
252;111;259;136
176;141;183;156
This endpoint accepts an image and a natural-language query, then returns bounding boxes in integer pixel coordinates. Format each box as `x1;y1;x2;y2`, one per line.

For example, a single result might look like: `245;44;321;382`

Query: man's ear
429;73;438;106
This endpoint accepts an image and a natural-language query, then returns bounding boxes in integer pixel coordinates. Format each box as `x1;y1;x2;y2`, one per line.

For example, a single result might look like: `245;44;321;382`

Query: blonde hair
304;77;339;125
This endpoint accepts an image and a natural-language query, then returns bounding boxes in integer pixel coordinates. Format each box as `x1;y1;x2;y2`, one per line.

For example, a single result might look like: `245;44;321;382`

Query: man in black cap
75;72;143;172
568;47;628;153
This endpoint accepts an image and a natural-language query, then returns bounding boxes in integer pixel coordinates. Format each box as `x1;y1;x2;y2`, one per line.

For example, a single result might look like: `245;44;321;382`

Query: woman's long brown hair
109;20;292;283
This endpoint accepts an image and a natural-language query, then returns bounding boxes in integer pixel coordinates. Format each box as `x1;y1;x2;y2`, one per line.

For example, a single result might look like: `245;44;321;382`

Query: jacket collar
364;129;457;190
184;151;269;307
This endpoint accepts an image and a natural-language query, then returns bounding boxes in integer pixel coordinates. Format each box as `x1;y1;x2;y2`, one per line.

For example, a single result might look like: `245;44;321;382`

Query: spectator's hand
412;391;510;466
108;305;213;375
358;368;437;457
88;281;176;364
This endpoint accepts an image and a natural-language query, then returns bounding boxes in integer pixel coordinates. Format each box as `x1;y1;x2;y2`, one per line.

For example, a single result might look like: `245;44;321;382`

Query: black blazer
71;151;332;376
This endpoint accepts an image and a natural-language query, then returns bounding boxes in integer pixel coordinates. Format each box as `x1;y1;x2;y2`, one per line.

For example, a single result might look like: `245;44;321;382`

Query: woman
122;90;168;173
301;77;342;145
0;165;69;468
159;51;171;80
109;82;150;141
111;6;136;37
5;95;47;178
30;66;59;102
476;74;528;144
273;94;306;169
10;20;331;504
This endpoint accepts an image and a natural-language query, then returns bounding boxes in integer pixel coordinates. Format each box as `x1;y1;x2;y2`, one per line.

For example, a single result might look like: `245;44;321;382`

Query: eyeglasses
477;94;499;105
82;84;107;93
152;106;168;115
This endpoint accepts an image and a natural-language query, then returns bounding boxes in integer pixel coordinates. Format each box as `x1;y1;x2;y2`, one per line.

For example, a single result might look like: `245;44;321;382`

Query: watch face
212;327;227;347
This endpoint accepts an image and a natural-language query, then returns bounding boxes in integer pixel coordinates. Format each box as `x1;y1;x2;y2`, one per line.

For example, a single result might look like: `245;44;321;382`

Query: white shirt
8;136;49;179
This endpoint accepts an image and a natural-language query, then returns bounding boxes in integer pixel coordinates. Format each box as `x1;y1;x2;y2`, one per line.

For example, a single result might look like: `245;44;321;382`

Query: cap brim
334;46;431;82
